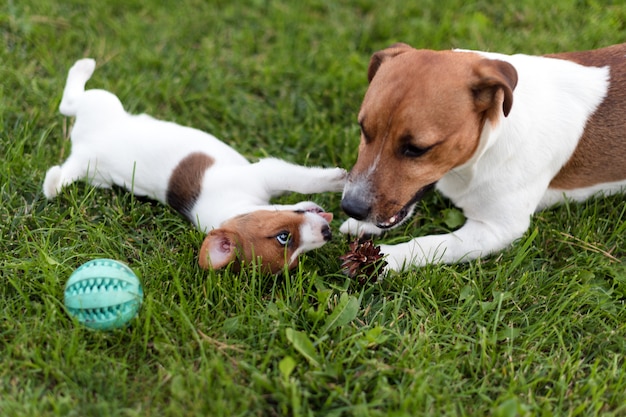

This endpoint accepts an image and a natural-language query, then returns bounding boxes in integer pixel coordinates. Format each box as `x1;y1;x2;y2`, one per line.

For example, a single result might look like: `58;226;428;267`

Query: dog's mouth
376;183;435;229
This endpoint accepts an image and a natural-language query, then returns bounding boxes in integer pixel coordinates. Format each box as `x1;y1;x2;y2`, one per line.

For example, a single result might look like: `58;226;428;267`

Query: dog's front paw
378;244;407;273
43;166;63;199
339;218;384;236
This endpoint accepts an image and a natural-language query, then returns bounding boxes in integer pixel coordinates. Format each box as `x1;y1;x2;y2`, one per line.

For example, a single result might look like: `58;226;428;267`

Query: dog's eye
401;143;430;158
275;232;291;246
359;121;372;143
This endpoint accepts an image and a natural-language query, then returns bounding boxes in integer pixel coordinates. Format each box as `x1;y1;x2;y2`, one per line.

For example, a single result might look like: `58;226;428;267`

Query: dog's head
198;203;333;274
341;43;518;228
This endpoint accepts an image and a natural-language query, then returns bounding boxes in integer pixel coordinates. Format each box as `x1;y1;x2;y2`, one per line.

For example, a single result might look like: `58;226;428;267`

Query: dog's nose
322;225;332;241
341;196;371;221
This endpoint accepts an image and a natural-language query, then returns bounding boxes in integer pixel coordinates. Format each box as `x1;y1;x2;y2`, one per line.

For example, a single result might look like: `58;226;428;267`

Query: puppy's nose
322;225;332;241
341;196;371;221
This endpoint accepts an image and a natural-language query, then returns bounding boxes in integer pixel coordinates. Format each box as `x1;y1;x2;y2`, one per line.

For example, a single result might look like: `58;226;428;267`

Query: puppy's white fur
341;44;626;272
45;59;346;272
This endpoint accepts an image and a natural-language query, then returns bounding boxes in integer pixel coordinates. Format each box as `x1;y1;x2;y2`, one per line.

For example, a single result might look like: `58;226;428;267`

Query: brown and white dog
341;43;626;272
44;59;347;273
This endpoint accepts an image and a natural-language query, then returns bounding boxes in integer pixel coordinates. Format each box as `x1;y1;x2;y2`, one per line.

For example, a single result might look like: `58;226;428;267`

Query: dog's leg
379;217;530;271
59;58;96;116
252;158;347;195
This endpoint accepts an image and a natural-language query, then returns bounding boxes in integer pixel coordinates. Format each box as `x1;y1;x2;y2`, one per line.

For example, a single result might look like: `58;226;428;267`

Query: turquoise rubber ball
64;259;143;330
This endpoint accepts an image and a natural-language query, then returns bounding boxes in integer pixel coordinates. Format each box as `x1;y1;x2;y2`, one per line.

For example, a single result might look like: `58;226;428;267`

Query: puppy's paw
340;218;384;236
327;167;348;191
43;166;63;199
292;201;325;213
331;168;348;181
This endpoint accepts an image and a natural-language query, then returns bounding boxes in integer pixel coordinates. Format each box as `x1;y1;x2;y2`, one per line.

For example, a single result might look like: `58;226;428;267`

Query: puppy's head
341;43;518;229
198;204;333;274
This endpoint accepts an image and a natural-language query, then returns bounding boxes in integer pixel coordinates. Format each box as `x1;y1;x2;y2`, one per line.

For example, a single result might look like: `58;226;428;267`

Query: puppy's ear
368;42;413;83
198;229;240;270
471;59;518;117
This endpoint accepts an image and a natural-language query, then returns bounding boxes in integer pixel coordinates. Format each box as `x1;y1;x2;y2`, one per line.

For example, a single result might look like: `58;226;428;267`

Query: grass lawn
2;0;626;415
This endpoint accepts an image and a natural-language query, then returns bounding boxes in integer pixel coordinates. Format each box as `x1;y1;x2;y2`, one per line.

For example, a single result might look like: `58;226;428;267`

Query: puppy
341;43;626;272
44;59;346;273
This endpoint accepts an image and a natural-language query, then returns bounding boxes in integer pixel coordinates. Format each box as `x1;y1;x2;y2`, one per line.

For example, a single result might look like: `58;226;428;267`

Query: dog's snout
322;224;332;241
341;196;371;221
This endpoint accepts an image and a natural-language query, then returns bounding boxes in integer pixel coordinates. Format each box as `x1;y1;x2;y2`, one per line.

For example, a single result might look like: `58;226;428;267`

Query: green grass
1;0;626;415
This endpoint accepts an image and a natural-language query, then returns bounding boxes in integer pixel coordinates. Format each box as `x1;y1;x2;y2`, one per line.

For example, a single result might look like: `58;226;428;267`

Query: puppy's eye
401;143;430;158
275;232;291;246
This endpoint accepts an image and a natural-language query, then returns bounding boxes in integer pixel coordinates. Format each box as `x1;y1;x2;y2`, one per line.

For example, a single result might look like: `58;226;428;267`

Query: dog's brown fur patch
167;152;214;217
548;44;626;189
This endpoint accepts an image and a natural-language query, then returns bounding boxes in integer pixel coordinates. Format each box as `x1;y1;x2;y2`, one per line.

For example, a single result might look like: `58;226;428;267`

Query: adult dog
341;43;626;272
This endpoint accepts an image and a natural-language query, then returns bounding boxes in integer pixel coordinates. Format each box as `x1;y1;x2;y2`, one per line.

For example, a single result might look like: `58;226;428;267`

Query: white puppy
44;59;346;273
341;43;626;272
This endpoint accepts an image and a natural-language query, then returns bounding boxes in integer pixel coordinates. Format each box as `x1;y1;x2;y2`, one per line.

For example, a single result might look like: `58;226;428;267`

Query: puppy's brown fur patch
167;152;214;217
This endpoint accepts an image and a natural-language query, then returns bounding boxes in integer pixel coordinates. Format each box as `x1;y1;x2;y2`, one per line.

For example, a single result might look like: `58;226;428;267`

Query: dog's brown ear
198;229;240;270
471;59;518;117
368;43;413;83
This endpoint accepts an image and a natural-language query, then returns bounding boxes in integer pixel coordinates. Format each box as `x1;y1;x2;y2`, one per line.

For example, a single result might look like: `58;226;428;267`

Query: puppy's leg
252;158;347;195
248;201;334;217
43;166;64;199
339;218;385;236
43;157;99;199
59;58;96;116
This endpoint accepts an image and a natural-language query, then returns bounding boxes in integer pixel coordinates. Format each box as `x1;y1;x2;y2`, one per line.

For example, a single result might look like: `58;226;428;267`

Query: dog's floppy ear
471;59;518;117
198;229;240;270
368;42;413;83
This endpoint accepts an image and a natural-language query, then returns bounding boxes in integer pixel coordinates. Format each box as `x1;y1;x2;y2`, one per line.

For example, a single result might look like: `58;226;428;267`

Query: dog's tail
59;58;97;117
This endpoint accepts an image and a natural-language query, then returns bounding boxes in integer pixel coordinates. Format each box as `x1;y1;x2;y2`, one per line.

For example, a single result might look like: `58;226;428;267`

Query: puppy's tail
59;58;97;117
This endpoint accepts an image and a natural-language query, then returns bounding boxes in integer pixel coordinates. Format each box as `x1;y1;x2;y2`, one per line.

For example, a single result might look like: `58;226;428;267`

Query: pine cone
339;238;387;283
